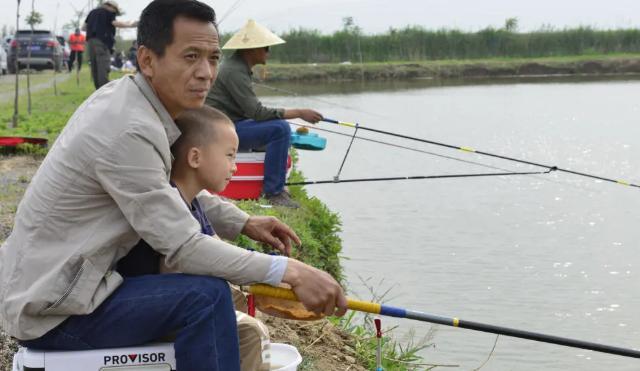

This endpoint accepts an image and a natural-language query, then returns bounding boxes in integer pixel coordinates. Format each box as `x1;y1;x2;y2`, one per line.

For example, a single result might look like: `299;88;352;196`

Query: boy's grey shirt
0;73;278;340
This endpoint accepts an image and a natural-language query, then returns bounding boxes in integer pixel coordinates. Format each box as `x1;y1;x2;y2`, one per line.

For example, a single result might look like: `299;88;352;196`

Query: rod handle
248;284;382;315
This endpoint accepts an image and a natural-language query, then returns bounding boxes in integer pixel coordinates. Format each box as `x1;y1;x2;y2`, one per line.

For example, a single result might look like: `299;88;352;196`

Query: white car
0;46;7;75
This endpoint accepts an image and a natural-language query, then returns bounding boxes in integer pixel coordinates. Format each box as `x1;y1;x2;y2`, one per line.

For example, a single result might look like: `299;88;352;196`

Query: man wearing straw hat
207;19;323;208
83;1;137;89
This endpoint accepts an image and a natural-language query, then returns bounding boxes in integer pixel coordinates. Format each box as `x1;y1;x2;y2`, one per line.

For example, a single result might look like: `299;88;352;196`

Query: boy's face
197;123;239;193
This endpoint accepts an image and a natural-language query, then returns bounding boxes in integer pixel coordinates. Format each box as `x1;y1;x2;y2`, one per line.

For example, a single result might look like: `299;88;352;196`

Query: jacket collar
131;73;181;145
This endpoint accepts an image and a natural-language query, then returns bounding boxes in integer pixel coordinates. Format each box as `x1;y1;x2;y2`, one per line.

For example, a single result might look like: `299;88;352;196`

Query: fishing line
322;118;640;189
289;122;601;192
333;123;359;181
217;0;246;25
254;82;390;119
286;169;556;187
259;83;610;191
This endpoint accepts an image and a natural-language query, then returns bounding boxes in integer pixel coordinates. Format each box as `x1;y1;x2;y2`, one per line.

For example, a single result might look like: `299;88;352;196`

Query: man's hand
242;216;300;256
282;259;348;317
298;109;323;124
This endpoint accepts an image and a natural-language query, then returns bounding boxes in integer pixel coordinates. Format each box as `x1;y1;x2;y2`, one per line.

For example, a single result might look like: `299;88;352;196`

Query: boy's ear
186;147;201;169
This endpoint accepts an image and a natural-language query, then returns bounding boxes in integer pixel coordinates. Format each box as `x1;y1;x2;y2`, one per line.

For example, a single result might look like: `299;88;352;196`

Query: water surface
264;77;640;370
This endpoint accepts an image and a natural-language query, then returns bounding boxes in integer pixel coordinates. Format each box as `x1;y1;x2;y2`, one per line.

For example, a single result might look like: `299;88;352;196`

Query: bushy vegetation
220;26;640;63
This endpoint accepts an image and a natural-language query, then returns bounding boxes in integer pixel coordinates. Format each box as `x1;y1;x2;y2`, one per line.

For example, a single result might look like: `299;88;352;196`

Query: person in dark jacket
82;0;137;89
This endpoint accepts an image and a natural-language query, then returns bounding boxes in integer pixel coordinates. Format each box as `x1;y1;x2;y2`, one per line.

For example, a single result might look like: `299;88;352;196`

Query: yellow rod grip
248;284;382;314
459;146;476;153
338;121;357;128
617;180;630;186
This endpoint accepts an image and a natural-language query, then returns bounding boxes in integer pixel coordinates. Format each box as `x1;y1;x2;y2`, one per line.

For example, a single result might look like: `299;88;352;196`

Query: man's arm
283;108;323;124
196;190;249;240
222;71;284;121
224;72;322;123
197;190;297;255
112;20;138;28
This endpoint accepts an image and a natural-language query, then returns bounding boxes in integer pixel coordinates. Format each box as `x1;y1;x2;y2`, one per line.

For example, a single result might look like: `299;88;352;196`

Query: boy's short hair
172;106;234;160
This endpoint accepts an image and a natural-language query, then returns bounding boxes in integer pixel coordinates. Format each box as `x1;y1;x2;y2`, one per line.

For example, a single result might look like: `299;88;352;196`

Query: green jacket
206;52;284;122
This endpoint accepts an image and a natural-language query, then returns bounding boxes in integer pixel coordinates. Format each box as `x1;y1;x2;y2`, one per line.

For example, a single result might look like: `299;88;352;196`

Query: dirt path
0;72;71;104
0;155;366;371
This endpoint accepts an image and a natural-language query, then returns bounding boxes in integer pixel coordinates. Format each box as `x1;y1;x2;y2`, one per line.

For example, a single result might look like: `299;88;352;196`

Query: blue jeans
235;119;291;195
20;274;240;371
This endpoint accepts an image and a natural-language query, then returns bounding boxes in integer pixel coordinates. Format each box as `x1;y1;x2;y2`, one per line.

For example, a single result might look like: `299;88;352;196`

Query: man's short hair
137;0;217;59
172;106;234;160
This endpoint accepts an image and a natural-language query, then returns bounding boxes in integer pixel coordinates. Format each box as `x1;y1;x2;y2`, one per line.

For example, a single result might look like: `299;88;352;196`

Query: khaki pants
232;286;271;371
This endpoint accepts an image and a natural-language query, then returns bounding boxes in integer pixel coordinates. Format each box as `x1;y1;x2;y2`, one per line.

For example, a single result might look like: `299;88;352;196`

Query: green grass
0;69;126;143
0;71;66;95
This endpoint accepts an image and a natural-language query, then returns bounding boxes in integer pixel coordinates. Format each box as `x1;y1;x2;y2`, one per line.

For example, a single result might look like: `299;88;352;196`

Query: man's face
249;46;269;65
144;17;221;118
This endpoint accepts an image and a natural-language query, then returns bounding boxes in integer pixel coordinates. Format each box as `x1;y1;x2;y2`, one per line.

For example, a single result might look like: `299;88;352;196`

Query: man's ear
186;147;201;169
137;45;155;78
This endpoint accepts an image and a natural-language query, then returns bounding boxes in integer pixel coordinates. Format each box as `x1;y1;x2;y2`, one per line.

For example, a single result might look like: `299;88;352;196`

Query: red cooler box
218;152;292;200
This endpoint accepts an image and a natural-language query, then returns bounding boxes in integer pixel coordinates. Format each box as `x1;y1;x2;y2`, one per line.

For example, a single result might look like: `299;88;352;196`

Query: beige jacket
0;74;275;340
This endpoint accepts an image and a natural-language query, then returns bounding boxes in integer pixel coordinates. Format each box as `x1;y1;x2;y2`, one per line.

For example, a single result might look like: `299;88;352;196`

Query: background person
68;28;85;72
83;0;137;89
206;19;323;208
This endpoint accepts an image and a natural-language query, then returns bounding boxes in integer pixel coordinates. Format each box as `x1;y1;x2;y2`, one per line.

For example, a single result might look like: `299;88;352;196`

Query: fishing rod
321;118;640;189
248;284;640;359
254;82;389;119
286;169;555;186
290;122;601;193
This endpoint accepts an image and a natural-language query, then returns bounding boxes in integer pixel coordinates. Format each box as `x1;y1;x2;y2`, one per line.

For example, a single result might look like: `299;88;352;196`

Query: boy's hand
242;216;300;256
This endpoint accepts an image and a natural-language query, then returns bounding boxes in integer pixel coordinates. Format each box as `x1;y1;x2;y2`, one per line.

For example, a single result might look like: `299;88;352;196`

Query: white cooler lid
21;342;175;370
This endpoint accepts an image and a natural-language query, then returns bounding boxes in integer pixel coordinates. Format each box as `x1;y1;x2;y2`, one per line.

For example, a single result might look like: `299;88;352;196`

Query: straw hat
103;1;122;16
222;19;285;50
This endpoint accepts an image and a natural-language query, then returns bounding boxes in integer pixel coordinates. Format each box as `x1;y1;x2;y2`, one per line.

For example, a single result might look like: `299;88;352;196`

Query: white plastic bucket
270;343;302;371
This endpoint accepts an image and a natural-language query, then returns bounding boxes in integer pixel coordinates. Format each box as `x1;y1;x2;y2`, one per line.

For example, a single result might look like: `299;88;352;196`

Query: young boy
117;106;271;371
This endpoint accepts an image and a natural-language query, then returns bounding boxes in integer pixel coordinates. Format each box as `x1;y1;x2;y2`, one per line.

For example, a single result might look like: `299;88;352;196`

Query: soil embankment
257;55;640;82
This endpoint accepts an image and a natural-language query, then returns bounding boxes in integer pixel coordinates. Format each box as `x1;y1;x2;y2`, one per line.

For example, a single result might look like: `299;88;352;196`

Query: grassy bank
0;69;434;370
255;53;640;82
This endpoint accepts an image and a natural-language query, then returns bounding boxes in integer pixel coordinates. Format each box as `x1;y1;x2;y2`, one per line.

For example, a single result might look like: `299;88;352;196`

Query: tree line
219;24;640;64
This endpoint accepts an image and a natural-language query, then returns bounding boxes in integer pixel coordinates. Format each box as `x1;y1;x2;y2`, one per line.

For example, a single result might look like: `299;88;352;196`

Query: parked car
7;29;63;74
0;46;7;75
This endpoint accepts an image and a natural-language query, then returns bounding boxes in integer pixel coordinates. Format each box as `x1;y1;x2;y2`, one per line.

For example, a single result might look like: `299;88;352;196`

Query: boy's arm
196;190;249;240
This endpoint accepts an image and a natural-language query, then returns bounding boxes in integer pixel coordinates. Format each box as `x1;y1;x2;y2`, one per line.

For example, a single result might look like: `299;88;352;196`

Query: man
0;1;347;370
67;28;85;72
82;0;137;89
206;19;323;208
